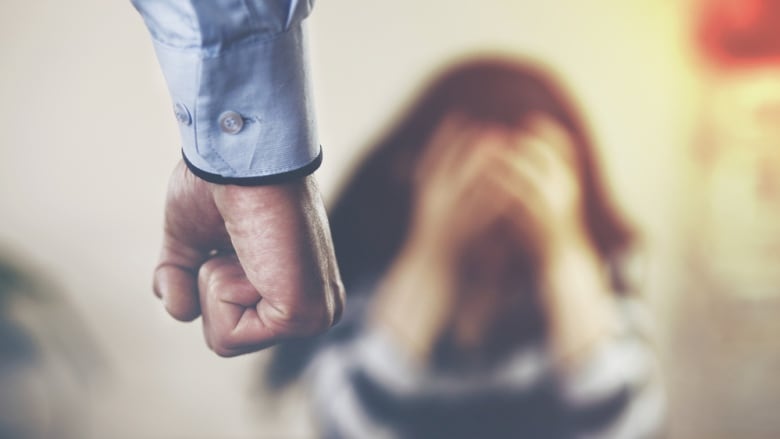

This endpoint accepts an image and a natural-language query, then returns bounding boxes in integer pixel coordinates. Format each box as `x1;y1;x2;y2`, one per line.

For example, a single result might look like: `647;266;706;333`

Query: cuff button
219;111;244;135
173;102;192;126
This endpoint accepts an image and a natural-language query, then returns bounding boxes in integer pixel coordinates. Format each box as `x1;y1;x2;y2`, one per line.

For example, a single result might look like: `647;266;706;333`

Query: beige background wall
0;1;704;438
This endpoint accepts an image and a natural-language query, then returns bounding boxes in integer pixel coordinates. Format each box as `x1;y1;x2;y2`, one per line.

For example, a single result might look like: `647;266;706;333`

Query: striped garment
305;296;666;439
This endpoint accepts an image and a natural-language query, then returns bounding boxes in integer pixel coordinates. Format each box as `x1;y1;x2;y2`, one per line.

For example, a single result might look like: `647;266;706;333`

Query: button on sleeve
218;111;244;135
132;0;321;184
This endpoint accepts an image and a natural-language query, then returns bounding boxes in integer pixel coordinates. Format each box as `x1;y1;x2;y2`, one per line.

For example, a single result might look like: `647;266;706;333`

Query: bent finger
198;254;277;356
154;233;206;322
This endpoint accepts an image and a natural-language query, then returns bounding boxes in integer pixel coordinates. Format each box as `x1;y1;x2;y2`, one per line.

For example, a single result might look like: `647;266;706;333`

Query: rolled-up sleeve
132;0;320;184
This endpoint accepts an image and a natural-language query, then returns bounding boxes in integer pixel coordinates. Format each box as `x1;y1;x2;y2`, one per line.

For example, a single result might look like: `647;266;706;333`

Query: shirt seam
147;22;301;59
228;147;321;177
190;51;235;176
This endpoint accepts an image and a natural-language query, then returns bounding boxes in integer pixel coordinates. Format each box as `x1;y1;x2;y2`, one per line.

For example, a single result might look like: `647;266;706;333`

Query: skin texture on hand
154;160;345;357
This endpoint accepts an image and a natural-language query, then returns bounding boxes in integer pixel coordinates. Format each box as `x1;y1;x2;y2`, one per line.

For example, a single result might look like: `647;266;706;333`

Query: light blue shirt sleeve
131;0;320;184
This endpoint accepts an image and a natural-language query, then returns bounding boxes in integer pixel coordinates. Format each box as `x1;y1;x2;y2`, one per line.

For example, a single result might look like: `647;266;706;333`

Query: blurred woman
269;58;665;439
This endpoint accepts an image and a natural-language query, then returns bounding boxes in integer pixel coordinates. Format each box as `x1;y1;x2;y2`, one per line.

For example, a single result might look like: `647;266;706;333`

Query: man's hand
153;160;345;357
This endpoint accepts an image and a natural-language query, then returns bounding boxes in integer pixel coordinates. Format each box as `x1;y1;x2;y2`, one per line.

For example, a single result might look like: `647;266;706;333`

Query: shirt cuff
151;22;320;183
181;146;321;186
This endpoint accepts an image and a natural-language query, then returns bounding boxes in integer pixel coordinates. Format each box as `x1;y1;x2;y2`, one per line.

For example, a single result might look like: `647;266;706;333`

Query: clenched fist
153;161;345;357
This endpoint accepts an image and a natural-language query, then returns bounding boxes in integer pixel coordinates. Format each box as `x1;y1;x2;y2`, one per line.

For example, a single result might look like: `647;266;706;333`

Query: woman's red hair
329;58;635;293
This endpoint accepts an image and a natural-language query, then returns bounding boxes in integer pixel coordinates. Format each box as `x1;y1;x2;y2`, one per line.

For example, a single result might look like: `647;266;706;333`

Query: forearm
371;242;454;359
540;239;620;367
554;296;667;438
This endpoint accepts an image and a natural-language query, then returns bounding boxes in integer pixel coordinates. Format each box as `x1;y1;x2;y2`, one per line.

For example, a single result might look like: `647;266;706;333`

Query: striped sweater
305;297;666;439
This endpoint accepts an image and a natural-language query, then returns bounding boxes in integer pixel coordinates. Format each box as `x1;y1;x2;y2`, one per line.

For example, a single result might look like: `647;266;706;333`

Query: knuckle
304;302;334;334
211;345;239;358
209;335;241;357
210;332;238;354
272;300;331;337
165;302;199;322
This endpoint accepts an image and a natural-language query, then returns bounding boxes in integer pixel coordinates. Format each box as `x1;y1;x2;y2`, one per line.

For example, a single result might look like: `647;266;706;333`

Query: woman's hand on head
486;115;586;249
408;112;586;263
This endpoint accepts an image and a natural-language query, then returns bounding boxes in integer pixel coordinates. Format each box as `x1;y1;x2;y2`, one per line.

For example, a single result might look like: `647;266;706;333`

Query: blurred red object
697;0;780;67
